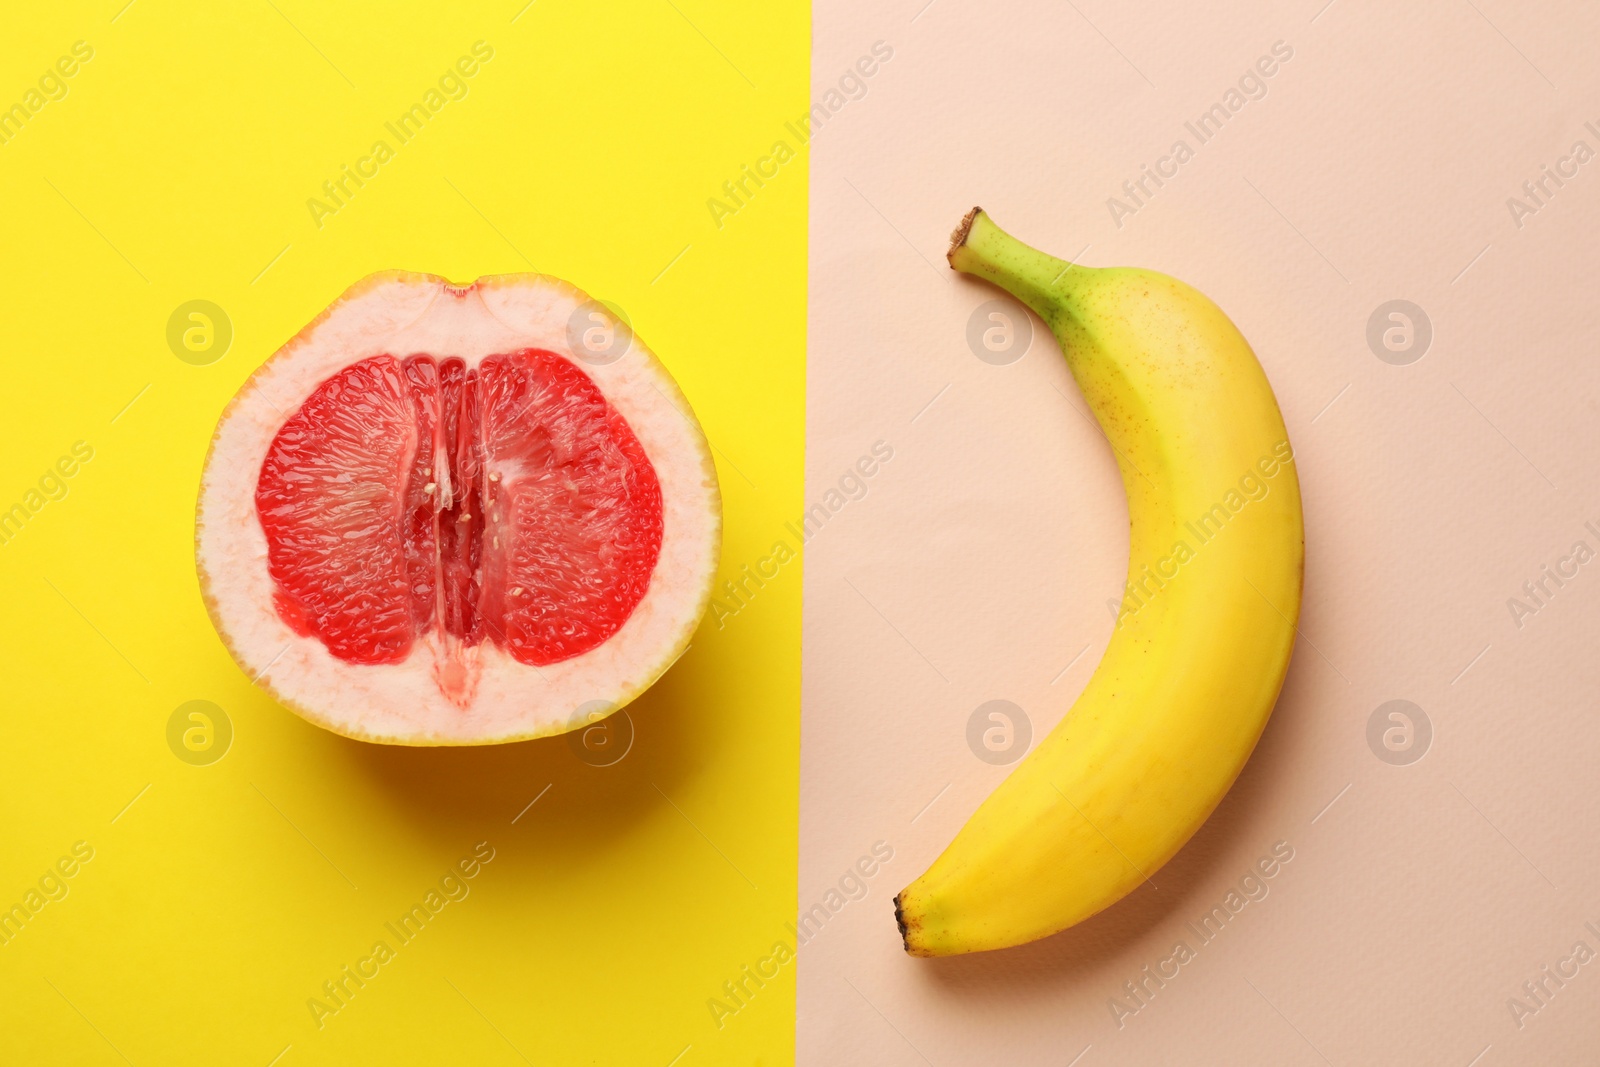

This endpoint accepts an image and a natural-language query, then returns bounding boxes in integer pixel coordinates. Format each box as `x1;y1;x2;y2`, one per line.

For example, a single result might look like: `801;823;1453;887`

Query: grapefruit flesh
255;351;664;669
197;273;720;745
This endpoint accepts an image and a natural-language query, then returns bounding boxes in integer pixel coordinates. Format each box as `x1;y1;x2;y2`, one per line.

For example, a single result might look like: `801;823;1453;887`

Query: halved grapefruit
196;272;721;745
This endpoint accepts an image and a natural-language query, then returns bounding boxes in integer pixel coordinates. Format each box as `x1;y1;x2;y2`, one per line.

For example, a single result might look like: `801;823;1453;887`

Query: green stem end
947;207;1082;326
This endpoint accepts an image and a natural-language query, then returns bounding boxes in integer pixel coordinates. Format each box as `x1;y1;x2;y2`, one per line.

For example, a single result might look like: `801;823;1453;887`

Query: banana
895;209;1304;957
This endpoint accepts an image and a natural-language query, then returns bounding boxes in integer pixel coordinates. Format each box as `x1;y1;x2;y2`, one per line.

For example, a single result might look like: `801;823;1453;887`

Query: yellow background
0;2;805;1064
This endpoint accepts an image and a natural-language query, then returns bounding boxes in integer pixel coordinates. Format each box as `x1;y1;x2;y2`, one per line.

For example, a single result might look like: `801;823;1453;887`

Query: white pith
196;272;721;745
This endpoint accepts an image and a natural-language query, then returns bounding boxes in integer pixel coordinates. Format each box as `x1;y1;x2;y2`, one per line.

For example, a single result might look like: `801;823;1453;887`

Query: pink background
799;1;1600;1064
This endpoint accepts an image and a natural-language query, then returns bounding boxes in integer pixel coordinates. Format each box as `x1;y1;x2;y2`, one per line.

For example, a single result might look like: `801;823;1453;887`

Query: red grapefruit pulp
257;349;665;669
197;273;721;745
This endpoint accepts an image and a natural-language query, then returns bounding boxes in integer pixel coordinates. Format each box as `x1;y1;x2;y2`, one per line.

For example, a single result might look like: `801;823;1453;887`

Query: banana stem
947;208;1080;326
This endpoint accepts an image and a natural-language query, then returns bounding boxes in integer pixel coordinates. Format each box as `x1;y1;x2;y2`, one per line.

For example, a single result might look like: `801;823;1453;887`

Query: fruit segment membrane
255;349;664;682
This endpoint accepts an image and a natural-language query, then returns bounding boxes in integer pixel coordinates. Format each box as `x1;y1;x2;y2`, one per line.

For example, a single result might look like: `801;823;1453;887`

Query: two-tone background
3;1;1598;1064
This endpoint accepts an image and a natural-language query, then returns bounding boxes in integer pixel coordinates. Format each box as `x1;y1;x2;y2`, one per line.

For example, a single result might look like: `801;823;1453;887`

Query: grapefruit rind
195;271;721;746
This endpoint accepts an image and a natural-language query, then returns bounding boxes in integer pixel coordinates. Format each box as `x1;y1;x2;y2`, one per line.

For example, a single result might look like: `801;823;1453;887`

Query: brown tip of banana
947;206;982;267
893;892;913;952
